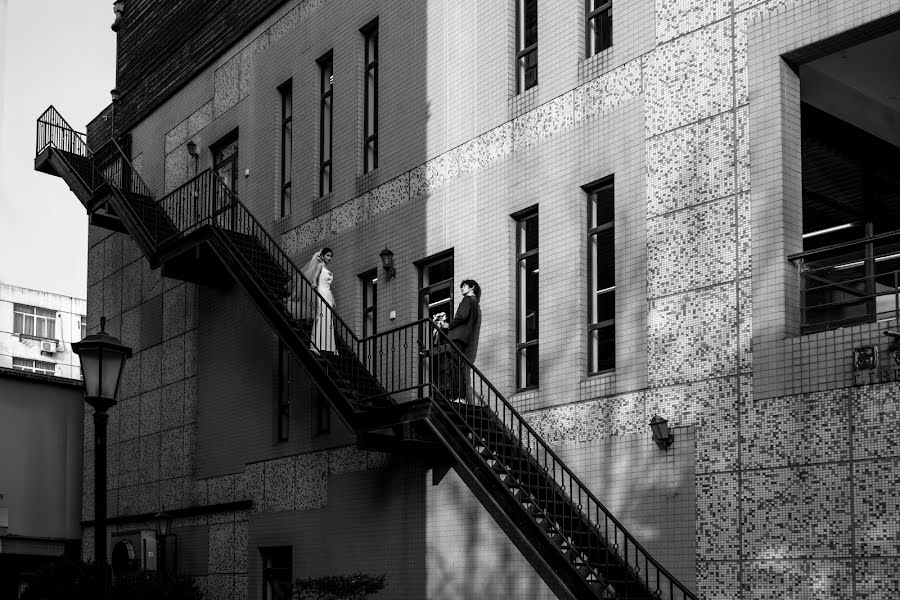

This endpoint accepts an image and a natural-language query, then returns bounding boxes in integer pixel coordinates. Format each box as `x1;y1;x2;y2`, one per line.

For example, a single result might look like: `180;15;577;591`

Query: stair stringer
425;405;606;600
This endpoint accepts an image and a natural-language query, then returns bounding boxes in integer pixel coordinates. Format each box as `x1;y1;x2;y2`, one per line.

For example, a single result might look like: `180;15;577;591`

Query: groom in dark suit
440;279;481;401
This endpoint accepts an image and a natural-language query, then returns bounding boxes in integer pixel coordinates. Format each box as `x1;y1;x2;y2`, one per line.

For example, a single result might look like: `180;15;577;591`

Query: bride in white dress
299;247;338;355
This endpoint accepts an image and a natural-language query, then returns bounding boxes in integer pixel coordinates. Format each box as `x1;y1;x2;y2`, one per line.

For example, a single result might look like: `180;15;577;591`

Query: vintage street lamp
379;247;396;279
649;414;674;451
72;316;132;599
154;510;175;575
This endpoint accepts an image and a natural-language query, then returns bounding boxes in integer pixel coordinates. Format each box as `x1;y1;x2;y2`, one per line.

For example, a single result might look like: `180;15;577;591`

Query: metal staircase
35;106;697;600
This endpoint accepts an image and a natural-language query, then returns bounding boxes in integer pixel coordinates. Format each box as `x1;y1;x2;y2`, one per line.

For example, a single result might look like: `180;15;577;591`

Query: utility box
111;530;158;574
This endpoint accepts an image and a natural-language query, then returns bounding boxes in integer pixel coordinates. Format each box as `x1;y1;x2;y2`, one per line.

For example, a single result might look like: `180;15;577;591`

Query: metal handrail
788;229;900;263
360;317;696;600
791;231;900;333
37;107;693;598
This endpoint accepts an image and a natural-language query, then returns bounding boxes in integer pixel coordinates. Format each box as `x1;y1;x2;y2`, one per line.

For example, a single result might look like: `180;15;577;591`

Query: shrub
293;572;386;600
18;561;203;600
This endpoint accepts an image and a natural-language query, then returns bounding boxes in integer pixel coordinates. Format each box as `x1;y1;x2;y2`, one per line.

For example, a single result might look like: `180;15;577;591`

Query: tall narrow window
361;19;379;173
418;252;454;321
213;130;239;194
279;81;293;217
585;0;612;57
361;269;378;337
359;269;379;374
587;180;615;373
515;209;539;389
14;304;56;339
276;342;291;442
315;392;331;435
516;0;538;93
318;52;334;196
261;547;292;600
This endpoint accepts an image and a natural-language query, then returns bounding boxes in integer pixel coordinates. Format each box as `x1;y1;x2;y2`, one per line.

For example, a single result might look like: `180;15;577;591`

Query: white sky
0;0;116;300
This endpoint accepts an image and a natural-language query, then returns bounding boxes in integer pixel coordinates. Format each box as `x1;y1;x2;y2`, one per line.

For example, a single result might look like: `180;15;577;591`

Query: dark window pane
521;254;539;342
593;231;615;289
590;325;615;373
523;0;538;47
427;259;454;285
517;344;539;389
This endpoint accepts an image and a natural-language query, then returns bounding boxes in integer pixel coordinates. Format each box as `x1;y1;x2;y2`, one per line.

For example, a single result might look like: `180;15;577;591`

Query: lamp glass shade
73;320;132;403
380;248;394;270
80;346;128;400
78;346;102;398
155;511;173;537
649;415;669;441
100;348;128;399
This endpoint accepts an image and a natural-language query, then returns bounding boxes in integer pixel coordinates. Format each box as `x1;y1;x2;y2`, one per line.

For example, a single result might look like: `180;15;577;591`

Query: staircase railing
360;316;697;600
37;107;695;599
36;106;169;250
36;106;97;189
155;169;390;411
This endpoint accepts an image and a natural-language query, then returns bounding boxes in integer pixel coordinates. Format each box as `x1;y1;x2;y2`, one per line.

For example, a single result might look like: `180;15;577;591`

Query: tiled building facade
73;0;900;598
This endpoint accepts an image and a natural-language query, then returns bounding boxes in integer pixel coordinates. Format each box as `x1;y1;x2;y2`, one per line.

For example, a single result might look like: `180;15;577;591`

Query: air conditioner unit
40;341;57;354
111;530;158;573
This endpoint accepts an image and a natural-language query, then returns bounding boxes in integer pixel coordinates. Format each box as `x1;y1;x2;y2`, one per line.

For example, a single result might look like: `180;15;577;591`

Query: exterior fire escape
35;106;697;600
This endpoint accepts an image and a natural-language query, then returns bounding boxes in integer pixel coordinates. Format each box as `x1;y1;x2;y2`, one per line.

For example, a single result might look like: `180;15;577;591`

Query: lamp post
72;316;132;600
154;510;174;575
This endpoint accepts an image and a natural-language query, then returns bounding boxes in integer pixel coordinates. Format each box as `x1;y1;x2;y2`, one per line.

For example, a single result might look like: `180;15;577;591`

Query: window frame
12;357;56;375
261;546;292;600
361;19;379;173
514;207;539;391
315;392;331;435
585;178;616;375
212;129;239;195
275;342;291;442
585;0;612;58
417;250;455;322
360;269;378;337
278;80;293;217
515;0;538;94
318;51;334;196
13;303;57;340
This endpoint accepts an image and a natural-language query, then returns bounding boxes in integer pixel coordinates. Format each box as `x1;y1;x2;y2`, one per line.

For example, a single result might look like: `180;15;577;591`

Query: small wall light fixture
110;88;120;104
380;247;396;279
186;139;198;158
649;414;674;451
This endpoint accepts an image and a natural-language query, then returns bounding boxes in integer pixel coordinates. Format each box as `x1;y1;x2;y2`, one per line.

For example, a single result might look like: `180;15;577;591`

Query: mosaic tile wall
85;0;900;597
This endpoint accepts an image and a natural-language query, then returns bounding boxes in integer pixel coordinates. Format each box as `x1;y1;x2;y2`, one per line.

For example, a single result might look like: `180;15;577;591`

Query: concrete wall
0;369;83;541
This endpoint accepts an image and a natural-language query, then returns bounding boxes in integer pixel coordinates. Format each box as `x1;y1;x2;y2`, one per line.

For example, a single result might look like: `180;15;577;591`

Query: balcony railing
790;230;900;333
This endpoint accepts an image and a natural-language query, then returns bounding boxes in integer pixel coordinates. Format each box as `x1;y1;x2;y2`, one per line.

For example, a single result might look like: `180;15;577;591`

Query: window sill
17;333;59;343
580;372;615;402
356;169;381;196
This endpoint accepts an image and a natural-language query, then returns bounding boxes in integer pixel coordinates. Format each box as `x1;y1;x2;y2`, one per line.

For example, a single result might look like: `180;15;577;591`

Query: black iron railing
36;106;97;189
790;230;900;333
364;317;696;600
154;168;387;410
37;106;695;599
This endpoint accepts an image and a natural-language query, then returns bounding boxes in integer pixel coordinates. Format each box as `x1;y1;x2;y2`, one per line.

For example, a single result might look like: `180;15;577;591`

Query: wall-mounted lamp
649;414;674;451
110;88;120;104
186;140;199;176
380;247;396;279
